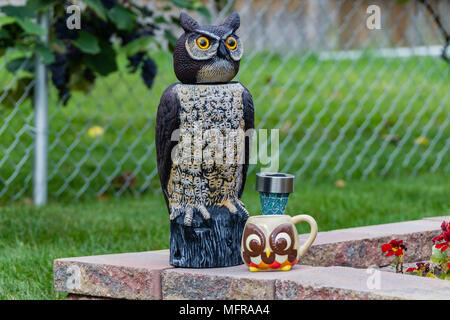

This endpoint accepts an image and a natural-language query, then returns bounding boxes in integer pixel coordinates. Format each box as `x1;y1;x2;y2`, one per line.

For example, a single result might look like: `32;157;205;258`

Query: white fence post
33;11;50;206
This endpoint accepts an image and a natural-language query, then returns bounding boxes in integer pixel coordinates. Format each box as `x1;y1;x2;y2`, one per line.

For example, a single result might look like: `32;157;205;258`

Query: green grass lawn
0;172;449;299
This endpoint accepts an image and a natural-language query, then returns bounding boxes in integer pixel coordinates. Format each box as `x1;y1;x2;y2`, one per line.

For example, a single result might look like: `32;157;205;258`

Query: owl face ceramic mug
241;214;318;271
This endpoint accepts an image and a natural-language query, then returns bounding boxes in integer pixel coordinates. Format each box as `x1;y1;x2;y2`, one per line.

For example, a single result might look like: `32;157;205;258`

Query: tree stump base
169;205;248;268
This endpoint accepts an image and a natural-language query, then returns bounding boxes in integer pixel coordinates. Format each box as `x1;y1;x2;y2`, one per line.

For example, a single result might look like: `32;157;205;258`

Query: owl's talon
184;206;194;226
174;204;210;226
170;206;181;220
198;204;210;220
221;199;237;213
236;199;249;217
249;266;259;272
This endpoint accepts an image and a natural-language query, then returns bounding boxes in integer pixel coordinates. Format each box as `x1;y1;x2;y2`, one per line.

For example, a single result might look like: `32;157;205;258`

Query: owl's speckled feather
168;83;244;216
156;82;254;226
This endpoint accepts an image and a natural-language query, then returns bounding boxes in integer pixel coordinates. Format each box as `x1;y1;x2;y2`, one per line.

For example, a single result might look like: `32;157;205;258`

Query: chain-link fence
1;0;449;203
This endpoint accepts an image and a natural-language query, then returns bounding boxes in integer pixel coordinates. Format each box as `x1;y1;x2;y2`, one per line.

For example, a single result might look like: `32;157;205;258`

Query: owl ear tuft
180;12;200;32
222;12;240;31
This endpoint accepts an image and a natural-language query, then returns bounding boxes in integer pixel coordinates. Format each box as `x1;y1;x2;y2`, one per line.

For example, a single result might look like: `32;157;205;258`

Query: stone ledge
66;294;111;300
422;215;450;222
299;217;448;268
53;216;450;300
275;265;450;300
161;265;313;300
54;250;171;300
162;264;450;300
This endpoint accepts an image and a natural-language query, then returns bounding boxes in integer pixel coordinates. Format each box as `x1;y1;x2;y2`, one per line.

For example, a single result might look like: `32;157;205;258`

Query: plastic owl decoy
155;12;254;268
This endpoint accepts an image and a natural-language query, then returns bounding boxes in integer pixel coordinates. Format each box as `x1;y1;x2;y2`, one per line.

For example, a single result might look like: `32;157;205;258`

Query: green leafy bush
0;0;210;105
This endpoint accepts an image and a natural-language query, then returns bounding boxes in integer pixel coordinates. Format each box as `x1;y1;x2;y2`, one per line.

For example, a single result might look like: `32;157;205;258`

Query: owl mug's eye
196;36;210;50
246;234;262;252
225;36;237;50
274;232;291;250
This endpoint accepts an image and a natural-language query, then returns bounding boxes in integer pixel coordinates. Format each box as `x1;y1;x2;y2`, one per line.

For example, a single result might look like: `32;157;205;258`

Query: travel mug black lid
256;172;295;194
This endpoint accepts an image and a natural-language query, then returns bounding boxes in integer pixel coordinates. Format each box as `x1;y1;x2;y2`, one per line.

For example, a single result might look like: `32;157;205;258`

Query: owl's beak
217;40;229;59
264;249;271;258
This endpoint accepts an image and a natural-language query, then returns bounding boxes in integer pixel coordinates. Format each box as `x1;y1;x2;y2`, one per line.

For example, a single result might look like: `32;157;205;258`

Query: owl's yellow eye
225;36;237;50
196;36;210;50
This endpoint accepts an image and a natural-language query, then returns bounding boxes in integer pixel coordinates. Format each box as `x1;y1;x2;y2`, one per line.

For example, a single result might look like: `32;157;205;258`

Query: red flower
381;243;393;255
432;221;450;252
435;242;450;252
406;262;430;274
381;239;407;257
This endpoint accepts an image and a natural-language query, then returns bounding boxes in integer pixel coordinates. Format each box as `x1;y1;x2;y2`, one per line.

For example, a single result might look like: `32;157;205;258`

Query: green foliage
0;0;210;105
71;31;100;55
431;245;447;265
107;5;136;31
430;234;450;277
443;274;450;280
83;0;108;20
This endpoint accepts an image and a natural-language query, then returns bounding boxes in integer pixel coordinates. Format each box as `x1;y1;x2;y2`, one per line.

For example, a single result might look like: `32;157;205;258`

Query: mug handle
291;215;318;258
